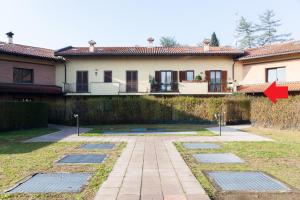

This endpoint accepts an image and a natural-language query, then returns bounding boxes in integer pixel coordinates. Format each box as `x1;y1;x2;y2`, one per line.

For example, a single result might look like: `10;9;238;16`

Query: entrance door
76;71;88;92
209;71;222;92
126;71;138;92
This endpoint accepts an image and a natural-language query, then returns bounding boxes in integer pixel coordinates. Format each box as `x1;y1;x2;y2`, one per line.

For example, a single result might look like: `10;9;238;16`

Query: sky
0;0;300;49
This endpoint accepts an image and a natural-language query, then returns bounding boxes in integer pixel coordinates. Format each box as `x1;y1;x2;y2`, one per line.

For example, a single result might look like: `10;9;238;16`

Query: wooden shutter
172;71;178;91
179;71;186;82
172;71;178;83
221;71;227;92
155;71;161;83
205;71;210;82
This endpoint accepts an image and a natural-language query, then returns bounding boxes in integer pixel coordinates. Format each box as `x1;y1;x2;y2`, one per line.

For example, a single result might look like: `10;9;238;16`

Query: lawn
82;124;216;136
175;127;300;199
0;128;125;200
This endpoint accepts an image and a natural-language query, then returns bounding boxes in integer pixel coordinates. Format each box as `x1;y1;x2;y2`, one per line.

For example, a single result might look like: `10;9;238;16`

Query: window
209;70;222;92
179;70;194;81
161;71;172;91
266;67;286;82
13;68;33;84
104;71;112;83
186;71;194;81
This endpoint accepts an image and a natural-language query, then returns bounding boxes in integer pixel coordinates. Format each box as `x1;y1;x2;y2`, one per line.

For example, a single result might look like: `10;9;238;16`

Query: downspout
232;59;237;92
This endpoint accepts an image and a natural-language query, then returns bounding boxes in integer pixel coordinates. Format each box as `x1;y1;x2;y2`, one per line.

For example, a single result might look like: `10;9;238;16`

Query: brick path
26;125;272;200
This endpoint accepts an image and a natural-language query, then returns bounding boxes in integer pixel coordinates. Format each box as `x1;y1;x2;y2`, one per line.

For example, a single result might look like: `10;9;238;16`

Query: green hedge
48;96;250;125
0;102;48;131
251;96;300;130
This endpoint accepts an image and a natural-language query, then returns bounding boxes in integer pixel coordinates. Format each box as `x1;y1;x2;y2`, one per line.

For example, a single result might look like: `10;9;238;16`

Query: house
54;39;244;96
1;32;300;99
236;41;300;94
0;32;63;102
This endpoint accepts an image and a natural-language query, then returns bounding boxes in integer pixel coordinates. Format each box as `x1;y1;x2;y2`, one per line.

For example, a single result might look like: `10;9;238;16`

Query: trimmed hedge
48;96;251;125
0;102;48;131
251;96;300;130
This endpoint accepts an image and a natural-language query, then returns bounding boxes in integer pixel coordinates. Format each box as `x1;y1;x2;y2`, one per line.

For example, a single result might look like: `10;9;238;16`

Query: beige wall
239;58;300;85
57;56;235;94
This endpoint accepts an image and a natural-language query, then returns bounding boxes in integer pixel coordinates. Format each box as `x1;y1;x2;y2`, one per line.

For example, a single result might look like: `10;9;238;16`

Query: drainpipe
232;60;236;92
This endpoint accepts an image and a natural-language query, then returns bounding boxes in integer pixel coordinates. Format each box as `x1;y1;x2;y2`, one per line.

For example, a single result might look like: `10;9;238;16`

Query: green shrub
48;96;251;125
251;96;300;130
0;102;48;131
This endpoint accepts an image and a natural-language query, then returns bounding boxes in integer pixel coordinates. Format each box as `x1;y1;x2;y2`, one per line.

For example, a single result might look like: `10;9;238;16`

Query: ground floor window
266;67;286;82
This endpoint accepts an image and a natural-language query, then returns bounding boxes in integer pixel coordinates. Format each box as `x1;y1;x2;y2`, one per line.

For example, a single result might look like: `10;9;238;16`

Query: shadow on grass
0;128;58;154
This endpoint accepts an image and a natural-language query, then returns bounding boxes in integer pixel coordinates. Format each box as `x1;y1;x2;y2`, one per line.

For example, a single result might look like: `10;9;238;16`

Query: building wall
0;56;56;85
240;58;300;85
58;56;235;94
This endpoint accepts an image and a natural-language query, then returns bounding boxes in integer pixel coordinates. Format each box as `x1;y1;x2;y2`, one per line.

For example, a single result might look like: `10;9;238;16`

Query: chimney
6;32;14;44
147;37;154;47
203;39;210;52
88;40;96;52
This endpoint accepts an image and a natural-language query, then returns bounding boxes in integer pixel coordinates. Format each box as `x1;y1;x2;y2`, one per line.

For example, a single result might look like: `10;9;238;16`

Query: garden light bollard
73;113;79;136
214;113;222;136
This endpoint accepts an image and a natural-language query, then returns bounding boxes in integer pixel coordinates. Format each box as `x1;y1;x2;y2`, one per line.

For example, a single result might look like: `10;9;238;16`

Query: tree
210;32;219;46
159;36;180;47
236;17;257;49
256;10;292;46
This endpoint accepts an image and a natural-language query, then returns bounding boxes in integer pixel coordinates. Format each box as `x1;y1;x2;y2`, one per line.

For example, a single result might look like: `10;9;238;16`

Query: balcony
63;81;232;96
150;82;179;93
64;82;120;95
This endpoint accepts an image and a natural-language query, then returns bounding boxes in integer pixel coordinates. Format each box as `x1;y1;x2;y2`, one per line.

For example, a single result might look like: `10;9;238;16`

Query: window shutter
155;71;161;83
205;71;210;81
221;71;227;92
179;71;184;82
172;71;178;83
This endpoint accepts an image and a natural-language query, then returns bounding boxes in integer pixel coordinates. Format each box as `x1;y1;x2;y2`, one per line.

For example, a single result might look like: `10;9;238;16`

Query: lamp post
73;113;79;136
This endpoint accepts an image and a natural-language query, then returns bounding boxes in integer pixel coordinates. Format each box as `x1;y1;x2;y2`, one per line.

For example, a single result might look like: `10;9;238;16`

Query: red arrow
263;81;288;103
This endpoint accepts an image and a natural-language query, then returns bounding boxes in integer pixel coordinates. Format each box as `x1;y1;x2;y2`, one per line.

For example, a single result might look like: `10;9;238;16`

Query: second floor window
13;68;33;84
104;71;112;82
179;70;194;81
266;67;286;82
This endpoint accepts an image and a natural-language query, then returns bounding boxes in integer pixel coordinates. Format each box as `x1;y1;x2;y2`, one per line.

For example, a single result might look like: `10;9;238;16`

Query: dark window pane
104;71;112;82
13;68;33;83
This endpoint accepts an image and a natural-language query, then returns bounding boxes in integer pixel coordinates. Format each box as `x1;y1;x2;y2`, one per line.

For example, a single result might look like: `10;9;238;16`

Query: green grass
82;124;216;136
175;128;300;199
0;128;126;200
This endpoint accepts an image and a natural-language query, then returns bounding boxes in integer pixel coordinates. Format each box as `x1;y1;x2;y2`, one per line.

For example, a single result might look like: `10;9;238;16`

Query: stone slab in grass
7;173;91;193
131;127;166;132
81;143;115;150
183;143;221;149
193;153;244;163
57;154;107;164
207;171;290;192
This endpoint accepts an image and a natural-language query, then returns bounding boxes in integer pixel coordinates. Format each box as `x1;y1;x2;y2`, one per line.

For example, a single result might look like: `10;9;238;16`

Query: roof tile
0;41;59;60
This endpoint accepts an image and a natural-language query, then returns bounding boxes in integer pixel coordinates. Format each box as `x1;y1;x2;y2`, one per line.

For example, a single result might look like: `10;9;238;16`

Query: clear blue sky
0;0;300;49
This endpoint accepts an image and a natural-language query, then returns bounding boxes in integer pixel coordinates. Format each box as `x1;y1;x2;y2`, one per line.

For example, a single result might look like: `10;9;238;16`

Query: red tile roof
0;41;60;60
55;46;244;57
238;82;300;93
239;41;300;60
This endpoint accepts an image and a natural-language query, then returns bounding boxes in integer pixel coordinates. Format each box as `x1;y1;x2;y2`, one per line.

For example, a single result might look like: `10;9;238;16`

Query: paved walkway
26;125;272;200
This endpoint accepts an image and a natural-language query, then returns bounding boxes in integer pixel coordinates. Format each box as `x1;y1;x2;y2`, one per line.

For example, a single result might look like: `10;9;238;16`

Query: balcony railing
208;82;231;93
64;82;120;95
150;82;179;93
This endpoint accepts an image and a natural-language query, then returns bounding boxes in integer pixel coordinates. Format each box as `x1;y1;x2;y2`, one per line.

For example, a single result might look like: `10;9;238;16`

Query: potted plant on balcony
195;74;202;81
